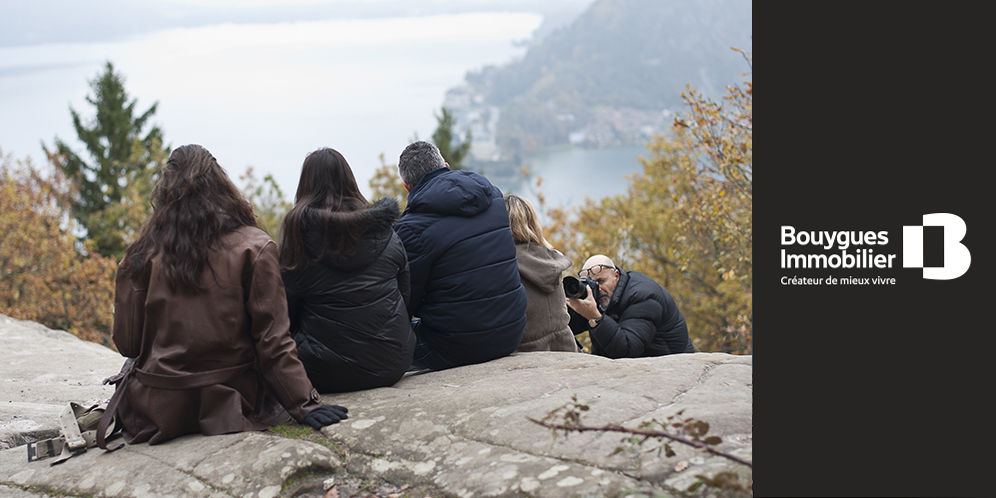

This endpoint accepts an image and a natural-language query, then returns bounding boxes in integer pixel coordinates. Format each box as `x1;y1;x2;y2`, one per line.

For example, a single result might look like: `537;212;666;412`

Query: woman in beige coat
99;144;347;450
504;194;580;353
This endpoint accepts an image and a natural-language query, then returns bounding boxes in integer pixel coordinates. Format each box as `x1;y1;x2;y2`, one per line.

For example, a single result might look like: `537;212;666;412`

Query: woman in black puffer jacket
279;148;415;393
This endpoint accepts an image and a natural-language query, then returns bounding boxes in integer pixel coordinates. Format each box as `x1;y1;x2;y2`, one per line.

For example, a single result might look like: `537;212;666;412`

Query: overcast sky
0;0;593;198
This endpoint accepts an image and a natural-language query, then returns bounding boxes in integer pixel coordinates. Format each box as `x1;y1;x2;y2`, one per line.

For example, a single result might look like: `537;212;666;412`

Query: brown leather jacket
111;226;323;445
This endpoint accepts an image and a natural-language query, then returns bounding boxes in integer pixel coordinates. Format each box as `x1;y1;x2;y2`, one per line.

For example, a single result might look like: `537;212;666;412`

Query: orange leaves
543;50;752;354
0;150;116;346
369;153;409;212
240;166;291;238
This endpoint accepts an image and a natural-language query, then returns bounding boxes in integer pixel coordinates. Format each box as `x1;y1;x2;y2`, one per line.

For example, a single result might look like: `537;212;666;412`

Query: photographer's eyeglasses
578;264;616;278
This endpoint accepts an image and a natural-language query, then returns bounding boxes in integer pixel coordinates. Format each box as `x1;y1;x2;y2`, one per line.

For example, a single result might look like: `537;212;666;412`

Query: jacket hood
303;197;401;272
515;243;573;294
406;168;495;218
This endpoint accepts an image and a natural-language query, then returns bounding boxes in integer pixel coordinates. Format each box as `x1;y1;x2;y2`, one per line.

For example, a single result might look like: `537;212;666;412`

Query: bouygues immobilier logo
779;213;971;287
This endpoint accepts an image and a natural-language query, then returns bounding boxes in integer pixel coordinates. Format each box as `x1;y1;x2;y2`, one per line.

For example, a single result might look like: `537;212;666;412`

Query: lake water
490;145;649;215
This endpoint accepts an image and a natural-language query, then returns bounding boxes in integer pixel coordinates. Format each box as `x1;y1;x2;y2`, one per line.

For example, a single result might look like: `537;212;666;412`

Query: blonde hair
503;194;553;249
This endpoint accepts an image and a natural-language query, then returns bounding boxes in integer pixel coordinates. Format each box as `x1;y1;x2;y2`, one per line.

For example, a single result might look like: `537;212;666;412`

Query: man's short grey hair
399;140;446;188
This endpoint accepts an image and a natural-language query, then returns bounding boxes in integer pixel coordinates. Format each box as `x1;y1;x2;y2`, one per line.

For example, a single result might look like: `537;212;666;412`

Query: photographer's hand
566;291;601;321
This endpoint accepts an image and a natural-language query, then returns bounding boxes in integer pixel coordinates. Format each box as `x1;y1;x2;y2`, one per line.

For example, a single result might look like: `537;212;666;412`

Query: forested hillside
452;0;751;159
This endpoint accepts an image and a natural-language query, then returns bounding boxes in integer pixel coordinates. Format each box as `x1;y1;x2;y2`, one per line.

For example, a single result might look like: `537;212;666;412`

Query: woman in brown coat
503;194;580;353
99;144;347;449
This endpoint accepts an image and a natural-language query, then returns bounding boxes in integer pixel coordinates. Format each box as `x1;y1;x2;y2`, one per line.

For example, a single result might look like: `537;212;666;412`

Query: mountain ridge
444;0;752;163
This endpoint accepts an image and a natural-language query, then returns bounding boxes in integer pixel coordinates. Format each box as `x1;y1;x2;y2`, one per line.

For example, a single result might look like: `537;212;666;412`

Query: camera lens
563;276;588;299
579;276;600;303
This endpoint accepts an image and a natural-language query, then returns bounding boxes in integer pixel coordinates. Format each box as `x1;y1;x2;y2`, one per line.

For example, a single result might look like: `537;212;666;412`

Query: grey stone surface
1;432;342;498
328;352;752;497
0;314;752;497
0;315;123;450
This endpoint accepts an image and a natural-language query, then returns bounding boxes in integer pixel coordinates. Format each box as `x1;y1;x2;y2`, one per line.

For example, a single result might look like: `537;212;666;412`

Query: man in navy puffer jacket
393;141;526;371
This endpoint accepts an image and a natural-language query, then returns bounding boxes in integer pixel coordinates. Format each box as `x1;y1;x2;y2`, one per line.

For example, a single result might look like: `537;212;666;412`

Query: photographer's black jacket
393;167;526;366
569;268;694;358
282;198;416;393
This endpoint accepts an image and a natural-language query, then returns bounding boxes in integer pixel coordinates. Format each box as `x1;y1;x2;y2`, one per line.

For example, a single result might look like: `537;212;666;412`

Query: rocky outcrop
0;315;120;450
0;314;752;497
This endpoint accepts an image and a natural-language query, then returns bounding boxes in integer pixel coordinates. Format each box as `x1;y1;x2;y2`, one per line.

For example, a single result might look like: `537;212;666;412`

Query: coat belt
134;361;254;390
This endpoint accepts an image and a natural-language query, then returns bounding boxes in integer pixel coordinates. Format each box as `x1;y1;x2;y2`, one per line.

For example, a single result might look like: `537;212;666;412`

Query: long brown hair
119;144;260;291
279;147;370;271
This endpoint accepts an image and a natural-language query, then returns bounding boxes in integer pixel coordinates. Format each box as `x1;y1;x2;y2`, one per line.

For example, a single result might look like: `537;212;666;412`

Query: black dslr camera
563;275;601;302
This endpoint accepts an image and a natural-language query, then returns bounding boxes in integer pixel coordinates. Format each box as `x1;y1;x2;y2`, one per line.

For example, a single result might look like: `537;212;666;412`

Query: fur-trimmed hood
282;196;414;392
302;197;401;272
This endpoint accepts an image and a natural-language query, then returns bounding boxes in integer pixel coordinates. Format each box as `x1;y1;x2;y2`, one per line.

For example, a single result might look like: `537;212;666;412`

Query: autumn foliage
239;166;292;238
546;50;752;354
369;153;409;211
1;53;751;355
0;150;117;346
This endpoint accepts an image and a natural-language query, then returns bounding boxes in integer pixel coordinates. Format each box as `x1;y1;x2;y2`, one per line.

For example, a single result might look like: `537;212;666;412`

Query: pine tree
431;108;472;169
44;61;169;258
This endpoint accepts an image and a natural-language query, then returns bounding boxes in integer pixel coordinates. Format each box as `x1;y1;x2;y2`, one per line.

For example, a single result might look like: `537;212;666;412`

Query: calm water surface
492;145;649;214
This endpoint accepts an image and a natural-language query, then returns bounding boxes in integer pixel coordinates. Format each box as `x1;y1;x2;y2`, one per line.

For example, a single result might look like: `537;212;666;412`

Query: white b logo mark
902;213;971;280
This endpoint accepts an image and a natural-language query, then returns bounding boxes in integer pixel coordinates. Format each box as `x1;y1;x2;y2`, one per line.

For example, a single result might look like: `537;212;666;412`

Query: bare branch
528;418;752;468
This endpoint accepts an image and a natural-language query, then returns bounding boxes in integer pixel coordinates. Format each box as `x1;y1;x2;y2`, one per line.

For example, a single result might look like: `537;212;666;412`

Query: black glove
301;404;349;429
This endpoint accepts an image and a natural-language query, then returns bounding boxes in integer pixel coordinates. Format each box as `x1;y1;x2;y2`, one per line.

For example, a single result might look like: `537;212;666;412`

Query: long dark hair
279;147;370;271
119;144;260;291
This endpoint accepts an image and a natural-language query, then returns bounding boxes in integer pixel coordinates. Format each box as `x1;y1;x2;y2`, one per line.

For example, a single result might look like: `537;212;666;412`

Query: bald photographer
566;255;695;358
